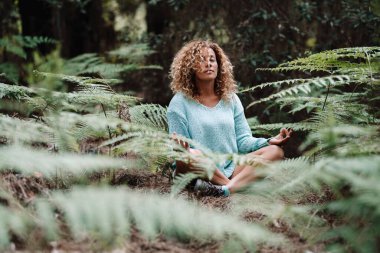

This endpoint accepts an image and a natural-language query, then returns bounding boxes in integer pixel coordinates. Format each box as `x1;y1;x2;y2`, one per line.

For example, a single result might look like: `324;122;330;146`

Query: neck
196;79;215;96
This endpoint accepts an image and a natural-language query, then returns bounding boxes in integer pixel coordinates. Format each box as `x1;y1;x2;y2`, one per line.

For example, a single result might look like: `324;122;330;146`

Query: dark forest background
1;0;379;120
0;2;380;251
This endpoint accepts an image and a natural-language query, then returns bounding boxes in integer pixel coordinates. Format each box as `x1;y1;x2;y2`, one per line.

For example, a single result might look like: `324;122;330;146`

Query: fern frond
0;114;52;144
34;70;120;87
170;173;198;196
52;112;124;141
230;157;328;241
240;78;310;93
246;75;351;108
18;36;56;48
301;123;380;156
0;63;19;83
0;145;127;178
130;104;168;131
264;155;380;201
237;152;378;251
36;186;283;248
274;93;375;122
107;43;155;63
44;114;80;152
0;206;30;247
243;157;313;197
0;83;34;100
63;45;162;79
249;121;316;135
64;53;135;78
257;47;380;74
0;35;55;59
0;37;26;59
231;194;325;241
65;91;138;110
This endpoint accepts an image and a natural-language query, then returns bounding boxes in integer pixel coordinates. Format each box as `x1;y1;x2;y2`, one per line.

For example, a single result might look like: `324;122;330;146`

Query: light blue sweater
167;92;269;178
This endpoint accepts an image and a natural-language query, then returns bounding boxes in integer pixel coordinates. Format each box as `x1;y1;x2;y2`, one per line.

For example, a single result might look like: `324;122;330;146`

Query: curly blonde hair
169;40;237;101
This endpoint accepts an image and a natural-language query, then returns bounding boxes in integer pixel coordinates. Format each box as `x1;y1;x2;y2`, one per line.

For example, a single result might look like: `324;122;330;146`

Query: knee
267;145;284;161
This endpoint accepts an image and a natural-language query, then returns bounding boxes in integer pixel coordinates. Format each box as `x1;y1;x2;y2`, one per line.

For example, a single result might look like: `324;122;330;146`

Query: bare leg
210;169;230;185
227;145;284;193
248;145;284;161
226;165;256;193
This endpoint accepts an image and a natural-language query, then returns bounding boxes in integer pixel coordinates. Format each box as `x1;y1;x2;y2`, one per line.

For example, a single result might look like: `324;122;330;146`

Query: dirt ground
1;169;326;253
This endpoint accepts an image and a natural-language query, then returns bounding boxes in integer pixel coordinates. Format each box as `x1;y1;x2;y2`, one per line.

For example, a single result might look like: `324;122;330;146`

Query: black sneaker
194;179;225;197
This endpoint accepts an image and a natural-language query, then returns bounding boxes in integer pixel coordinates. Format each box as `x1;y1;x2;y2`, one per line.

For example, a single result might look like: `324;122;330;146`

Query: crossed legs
176;145;284;193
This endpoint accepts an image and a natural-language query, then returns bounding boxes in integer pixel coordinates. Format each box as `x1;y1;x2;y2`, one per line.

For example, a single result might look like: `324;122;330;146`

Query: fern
0;64;19;84
230;158;328;242
238;152;380;251
236;47;380;252
35;187;283;248
301;123;380;157
246;75;351;108
249;121;316;135
63;44;162;79
34;70;121;87
129;104;168;131
0;206;30;247
257;47;380;74
0;115;52;144
107;43;155;63
0;83;34;100
247;47;379;124
274;93;368;115
0;145;130;178
241;78;311;93
170;173;199;196
65;91;137;110
54;112;124;141
1;81;138;114
99;124;213;173
0;35;56;59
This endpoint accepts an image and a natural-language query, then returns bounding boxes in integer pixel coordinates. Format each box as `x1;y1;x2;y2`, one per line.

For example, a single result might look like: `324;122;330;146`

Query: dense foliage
0;0;379;252
0;45;379;252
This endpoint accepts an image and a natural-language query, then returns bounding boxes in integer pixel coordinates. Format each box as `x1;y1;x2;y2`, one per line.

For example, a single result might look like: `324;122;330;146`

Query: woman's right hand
172;132;202;155
172;132;189;150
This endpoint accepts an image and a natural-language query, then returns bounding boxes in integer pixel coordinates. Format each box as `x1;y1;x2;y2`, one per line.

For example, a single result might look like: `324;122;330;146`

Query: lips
204;70;214;73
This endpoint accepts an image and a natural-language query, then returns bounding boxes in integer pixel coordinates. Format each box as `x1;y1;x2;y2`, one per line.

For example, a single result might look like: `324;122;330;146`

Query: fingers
172;132;189;150
184;140;189;149
282;128;293;143
280;128;288;138
270;128;293;145
280;128;293;138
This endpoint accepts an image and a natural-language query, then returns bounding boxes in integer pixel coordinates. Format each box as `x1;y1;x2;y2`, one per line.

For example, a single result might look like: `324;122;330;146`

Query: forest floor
1;168;327;253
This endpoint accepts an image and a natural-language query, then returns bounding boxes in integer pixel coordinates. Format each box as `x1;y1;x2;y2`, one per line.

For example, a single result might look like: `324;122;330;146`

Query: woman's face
194;47;218;82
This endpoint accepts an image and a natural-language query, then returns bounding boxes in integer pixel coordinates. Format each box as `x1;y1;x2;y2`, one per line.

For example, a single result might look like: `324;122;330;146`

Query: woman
167;40;292;197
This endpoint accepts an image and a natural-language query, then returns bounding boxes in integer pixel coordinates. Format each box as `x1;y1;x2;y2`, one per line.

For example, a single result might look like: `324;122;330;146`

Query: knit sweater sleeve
233;94;269;153
167;94;191;139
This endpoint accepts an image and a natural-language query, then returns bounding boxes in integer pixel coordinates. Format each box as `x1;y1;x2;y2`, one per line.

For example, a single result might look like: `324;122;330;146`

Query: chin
202;74;217;81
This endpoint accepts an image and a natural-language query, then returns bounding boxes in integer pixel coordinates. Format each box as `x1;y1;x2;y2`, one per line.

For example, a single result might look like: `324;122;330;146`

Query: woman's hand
172;132;202;155
268;128;293;146
172;132;189;150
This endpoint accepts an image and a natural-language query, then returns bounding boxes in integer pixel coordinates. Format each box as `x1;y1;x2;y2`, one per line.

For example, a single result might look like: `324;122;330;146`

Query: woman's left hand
268;128;293;146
